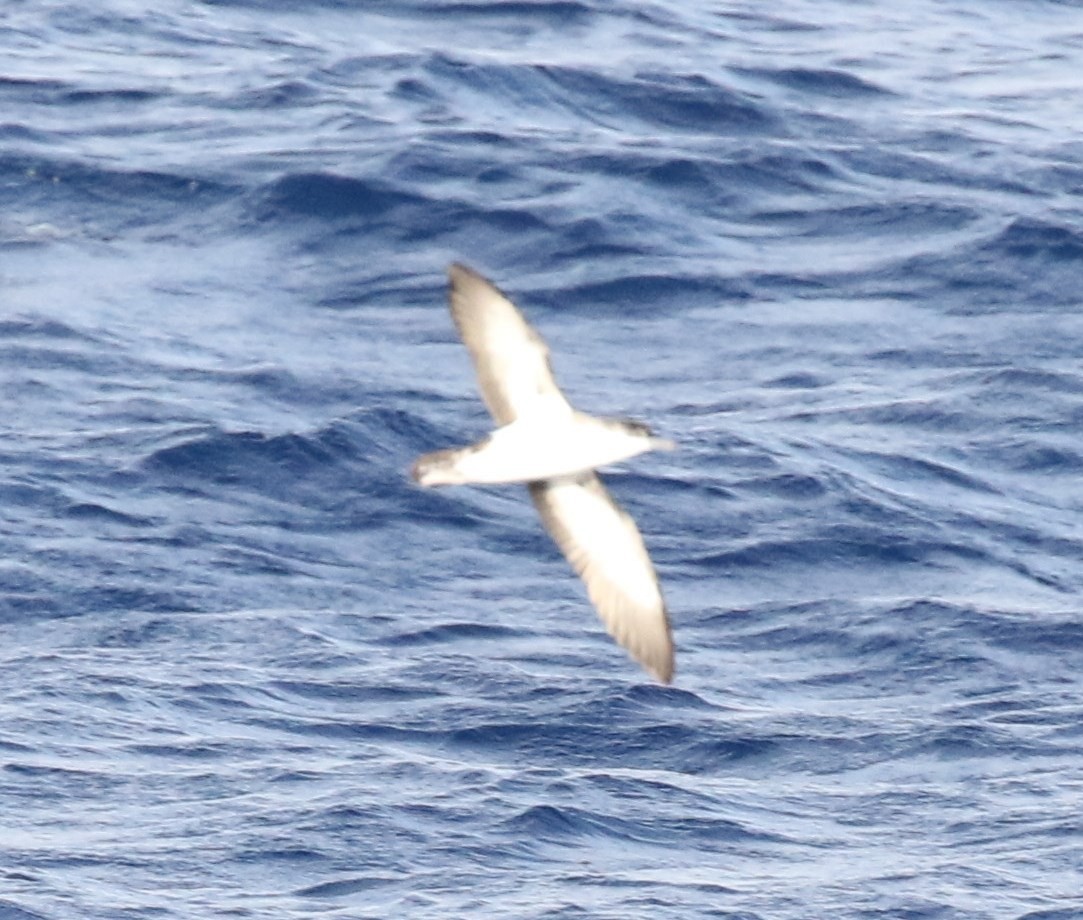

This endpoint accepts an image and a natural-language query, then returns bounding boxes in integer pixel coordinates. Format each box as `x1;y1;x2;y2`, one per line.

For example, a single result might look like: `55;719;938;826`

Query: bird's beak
651;436;677;451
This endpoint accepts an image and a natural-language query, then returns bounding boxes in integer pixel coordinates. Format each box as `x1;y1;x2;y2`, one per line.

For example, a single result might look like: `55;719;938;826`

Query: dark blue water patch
222;80;322;110
724;7;823;33
559;683;713;726
994;217;1083;263
1028;161;1083;197
441;702;789;777
235;844;327;866
0;75;66;104
62;501;154;527
253;716;445;747
788;398;978;433
424;54;777;136
257;172;437;221
124;739;248;762
420;0;595;22
703;599;1015;678
847;450;1000;495
743;269;844;298
504;802;761;848
839;144;1038;197
173;680;269;718
548;216;650;263
561;66;777;134
868;600;1083;681
3;760;129;798
698;529;989;572
139;411;419;512
979;366;1083;396
732;471;827;501
0;339;135;376
266;769;325;784
571;145;843;201
311;265;450;311
180;364;333;407
145;428;339;484
259;181;421;255
914;722;1017;759
814;474;922;530
560;272;752;312
633;155;743;209
0;153;237;235
61;86;162;108
383;621;525;647
574;768;728;817
973;608;1083;657
270;679;440;706
882;215;1083;311
0;480;69;515
445;718;617;763
0;124;52;148
0;541;203;622
0;315;105;343
735;65;893;99
1017;911;1083;920
863;347;1000;372
295;875;400;899
420;54;556;114
754;199;977;239
384;127;530;185
402;484;497;534
683;734;783;770
91;615;185;649
0;76;160;108
1;155;229;207
0;322;149;402
502;803;597;840
253;170;549;257
0;901;51;920
971;437;1083;475
390;75;445;112
763;372;827;389
211;545;309;577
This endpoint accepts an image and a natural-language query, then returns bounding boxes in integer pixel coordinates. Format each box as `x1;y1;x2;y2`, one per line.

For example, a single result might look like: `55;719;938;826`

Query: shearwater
412;263;676;683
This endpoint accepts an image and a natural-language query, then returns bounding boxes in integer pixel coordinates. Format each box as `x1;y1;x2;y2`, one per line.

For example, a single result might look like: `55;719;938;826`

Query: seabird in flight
412;263;675;683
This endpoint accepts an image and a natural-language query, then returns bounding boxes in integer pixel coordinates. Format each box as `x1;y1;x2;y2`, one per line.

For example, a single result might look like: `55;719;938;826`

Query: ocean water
2;1;1083;917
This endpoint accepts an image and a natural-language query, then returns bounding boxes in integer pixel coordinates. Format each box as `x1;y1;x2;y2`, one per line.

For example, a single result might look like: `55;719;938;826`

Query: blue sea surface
2;1;1083;917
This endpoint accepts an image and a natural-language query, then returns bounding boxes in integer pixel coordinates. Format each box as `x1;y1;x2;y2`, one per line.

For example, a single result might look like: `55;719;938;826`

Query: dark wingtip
644;641;675;684
410;453;437;485
448;262;480;284
447;262;482;310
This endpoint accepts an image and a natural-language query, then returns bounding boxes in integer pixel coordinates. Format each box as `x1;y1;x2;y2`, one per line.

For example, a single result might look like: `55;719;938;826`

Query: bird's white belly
455;415;649;484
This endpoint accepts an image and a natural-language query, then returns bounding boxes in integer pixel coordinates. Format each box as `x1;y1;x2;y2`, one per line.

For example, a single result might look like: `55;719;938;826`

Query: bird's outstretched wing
529;473;674;683
447;263;571;426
